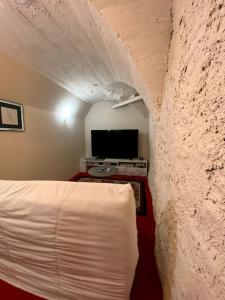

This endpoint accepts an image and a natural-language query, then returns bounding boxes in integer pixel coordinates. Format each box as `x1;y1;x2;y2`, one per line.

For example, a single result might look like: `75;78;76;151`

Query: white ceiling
0;0;171;108
0;0;138;103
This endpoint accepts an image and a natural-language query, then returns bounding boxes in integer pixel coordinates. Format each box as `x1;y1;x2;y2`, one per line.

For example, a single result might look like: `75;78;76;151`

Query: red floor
0;174;162;299
130;176;163;300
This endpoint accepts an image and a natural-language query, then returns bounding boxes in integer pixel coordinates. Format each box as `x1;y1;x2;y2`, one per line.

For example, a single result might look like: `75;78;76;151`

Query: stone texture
150;0;225;298
90;0;171;114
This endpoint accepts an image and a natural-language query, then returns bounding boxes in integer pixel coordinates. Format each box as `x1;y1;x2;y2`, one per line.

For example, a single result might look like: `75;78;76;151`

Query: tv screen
91;129;138;159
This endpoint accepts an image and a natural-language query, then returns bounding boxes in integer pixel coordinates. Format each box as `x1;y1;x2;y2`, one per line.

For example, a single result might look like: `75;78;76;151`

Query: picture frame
0;99;24;131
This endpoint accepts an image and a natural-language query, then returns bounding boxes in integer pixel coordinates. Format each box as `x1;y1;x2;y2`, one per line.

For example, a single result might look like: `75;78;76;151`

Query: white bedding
0;180;138;299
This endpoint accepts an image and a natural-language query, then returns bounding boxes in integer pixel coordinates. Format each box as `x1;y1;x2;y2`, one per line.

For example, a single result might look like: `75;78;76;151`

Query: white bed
0;180;138;300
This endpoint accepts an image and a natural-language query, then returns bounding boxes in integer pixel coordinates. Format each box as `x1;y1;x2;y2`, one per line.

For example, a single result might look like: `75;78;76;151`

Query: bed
0;180;138;299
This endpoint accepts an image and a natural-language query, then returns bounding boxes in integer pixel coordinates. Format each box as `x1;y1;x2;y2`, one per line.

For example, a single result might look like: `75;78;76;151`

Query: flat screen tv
91;129;138;159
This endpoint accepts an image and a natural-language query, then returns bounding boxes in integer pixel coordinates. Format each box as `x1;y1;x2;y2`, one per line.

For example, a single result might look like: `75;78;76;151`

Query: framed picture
0;99;24;131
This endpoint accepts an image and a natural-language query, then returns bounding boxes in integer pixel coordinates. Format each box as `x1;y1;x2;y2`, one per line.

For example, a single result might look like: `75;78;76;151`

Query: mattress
0;180;138;300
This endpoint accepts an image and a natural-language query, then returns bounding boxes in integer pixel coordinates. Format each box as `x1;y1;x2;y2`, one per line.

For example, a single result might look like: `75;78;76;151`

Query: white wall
85;101;149;159
0;52;89;180
0;105;85;180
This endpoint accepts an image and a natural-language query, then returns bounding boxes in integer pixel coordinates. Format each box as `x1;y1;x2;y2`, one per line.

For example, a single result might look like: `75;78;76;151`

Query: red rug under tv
0;173;163;300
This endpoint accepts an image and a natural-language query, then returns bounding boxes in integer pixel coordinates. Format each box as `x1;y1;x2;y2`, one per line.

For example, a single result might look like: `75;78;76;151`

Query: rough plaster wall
89;0;171;115
152;0;225;299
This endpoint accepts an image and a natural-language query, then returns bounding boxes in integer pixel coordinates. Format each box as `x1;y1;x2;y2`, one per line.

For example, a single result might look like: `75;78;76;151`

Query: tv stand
80;157;148;176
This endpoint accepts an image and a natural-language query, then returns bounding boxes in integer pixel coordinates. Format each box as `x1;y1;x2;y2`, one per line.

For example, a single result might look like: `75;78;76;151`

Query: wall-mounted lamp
60;106;72;122
56;104;75;126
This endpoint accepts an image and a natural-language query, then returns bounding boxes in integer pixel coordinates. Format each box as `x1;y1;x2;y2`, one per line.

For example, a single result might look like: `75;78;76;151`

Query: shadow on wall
155;199;178;300
139;132;149;159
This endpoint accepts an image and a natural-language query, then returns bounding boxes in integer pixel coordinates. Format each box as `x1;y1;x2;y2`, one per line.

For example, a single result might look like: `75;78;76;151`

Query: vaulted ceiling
0;0;171;108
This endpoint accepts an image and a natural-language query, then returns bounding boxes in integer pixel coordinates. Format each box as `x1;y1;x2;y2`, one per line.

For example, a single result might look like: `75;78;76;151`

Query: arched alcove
84;81;150;159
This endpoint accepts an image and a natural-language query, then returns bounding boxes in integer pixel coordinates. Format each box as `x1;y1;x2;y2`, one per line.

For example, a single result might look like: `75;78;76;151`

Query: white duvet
0;180;138;300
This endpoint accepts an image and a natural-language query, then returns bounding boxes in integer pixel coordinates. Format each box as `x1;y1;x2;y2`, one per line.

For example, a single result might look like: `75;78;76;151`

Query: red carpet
130;176;163;300
0;173;162;299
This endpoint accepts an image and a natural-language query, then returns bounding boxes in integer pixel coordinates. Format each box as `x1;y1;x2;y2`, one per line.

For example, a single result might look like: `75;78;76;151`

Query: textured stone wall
90;0;171;115
152;0;225;298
